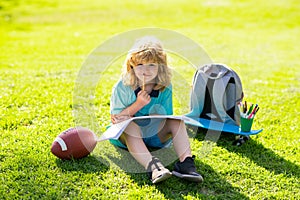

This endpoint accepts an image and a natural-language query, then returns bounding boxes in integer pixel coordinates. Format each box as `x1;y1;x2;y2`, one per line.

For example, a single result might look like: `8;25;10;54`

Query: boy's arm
111;90;150;124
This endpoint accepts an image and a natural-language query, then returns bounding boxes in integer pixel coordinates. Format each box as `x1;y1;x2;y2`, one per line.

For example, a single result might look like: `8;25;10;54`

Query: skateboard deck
185;117;263;136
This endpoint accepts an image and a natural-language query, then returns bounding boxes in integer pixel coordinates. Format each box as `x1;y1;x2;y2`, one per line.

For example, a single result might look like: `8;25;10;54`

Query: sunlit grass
1;0;299;199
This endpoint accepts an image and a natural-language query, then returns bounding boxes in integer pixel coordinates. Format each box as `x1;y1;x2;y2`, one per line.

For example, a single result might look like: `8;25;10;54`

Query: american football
51;127;97;160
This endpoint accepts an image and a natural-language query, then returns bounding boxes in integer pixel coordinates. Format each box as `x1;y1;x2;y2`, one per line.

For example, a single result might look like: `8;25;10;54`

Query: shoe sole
152;172;172;184
172;171;203;183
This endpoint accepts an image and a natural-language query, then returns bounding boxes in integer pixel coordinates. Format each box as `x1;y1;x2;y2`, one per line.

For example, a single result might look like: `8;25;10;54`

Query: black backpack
187;63;247;145
188;63;243;124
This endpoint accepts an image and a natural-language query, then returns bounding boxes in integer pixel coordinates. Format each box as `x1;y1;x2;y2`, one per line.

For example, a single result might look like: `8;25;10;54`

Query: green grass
1;0;300;199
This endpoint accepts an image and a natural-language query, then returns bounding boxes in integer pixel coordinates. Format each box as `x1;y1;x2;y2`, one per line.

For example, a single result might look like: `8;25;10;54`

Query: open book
97;115;201;141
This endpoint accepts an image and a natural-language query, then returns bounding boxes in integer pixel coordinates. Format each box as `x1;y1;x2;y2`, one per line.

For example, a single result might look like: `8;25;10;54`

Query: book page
98;115;200;141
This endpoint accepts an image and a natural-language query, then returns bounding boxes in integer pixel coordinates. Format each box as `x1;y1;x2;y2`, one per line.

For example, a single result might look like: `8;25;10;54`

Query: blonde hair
122;36;171;91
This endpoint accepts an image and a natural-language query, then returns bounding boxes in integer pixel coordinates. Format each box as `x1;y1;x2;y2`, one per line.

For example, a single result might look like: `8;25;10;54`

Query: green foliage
1;0;299;199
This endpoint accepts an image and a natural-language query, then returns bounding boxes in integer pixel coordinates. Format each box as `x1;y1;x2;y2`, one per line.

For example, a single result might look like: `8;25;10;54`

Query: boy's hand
110;91;151;124
111;114;131;124
136;90;151;107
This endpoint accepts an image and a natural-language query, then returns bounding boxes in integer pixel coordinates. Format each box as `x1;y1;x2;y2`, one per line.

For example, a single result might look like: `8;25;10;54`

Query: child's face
133;63;159;84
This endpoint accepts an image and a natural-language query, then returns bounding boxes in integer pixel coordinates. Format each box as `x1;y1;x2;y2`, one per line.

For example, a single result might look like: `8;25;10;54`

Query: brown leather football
51;127;97;160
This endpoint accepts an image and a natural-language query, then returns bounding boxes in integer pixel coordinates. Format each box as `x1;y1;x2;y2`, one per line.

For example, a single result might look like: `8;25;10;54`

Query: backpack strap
200;78;220;120
221;66;243;125
211;64;243;125
186;69;208;118
212;72;232;122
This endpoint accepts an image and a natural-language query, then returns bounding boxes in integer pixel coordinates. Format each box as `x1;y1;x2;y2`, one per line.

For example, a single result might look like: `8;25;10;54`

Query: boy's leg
157;119;203;183
120;121;152;168
157;119;192;162
121;121;172;183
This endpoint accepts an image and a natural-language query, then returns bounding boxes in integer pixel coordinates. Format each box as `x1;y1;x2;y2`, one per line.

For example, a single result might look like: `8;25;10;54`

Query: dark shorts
108;118;172;149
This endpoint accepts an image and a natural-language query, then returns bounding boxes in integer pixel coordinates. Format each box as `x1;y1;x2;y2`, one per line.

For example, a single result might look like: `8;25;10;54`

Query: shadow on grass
105;146;249;199
134;161;250;199
55;155;109;173
196;128;300;179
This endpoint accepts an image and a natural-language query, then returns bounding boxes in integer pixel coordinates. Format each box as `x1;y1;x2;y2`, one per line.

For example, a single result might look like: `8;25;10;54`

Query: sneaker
172;156;203;183
147;157;172;184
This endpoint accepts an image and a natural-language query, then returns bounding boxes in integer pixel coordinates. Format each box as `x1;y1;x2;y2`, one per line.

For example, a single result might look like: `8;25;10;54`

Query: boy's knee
164;119;181;134
124;122;142;138
167;118;184;127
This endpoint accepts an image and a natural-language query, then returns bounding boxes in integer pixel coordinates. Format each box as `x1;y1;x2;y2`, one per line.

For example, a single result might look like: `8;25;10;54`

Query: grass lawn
1;0;299;199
